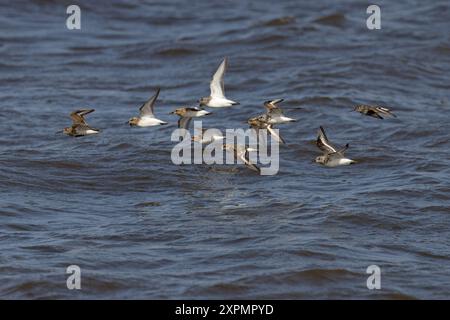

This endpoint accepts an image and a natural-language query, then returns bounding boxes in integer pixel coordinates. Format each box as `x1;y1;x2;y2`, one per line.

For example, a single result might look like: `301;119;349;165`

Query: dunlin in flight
248;114;286;144
192;128;224;144
128;88;167;127
353;104;396;119
222;144;260;174
170;107;211;131
199;57;239;108
315;126;356;167
264;99;296;124
63;109;100;137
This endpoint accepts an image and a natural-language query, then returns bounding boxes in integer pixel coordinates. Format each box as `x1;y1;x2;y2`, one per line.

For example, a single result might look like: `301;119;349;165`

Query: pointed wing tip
154;88;161;98
221;57;229;69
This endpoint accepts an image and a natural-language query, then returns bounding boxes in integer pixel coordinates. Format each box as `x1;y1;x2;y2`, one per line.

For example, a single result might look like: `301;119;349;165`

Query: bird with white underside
199;57;239;108
315;126;356;167
128;88;167;127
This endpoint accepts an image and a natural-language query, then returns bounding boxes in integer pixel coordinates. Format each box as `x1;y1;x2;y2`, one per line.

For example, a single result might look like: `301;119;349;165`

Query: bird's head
128;117;139;126
198;97;209;107
315;155;326;164
170;109;182;116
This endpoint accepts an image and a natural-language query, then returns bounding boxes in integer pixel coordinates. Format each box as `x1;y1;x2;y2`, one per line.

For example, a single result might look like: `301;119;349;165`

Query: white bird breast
139;117;165;126
207;98;235;108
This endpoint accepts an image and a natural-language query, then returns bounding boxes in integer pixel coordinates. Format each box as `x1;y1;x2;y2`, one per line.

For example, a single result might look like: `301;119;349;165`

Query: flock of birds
62;58;397;173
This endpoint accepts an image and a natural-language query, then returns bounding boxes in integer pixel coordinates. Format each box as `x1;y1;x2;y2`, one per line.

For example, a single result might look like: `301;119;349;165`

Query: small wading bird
199;57;239;108
222;144;260;174
263;99;296;124
128;88;167;127
63;109;100;137
247;114;286;144
315;126;356;167
170;107;211;134
353;104;396;119
192;128;224;144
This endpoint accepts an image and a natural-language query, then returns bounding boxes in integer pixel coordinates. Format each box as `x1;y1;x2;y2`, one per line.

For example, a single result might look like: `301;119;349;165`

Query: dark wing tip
73;109;94;115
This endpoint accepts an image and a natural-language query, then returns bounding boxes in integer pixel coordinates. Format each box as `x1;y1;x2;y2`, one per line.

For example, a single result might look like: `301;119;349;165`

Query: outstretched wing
264;99;284;111
336;143;349;155
239;149;260;174
178;117;192;130
139;88;160;117
366;109;384;119
210;57;227;98
70;109;94;124
327;144;349;158
316;126;337;153
267;125;286;144
375;106;396;118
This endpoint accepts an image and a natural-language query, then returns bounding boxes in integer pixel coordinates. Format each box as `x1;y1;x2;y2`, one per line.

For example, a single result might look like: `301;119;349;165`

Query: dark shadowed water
1;0;450;299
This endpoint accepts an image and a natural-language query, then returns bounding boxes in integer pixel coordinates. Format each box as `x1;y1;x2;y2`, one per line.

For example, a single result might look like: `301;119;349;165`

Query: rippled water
1;0;450;299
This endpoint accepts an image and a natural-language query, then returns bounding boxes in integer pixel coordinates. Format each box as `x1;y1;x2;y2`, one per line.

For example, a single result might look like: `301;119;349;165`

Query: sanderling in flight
248;114;286;144
353;104;396;119
315;126;356;167
192;128;224;144
63;109;100;137
264;99;296;124
222;144;260;174
170;107;211;131
199;57;239;108
128;88;167;127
